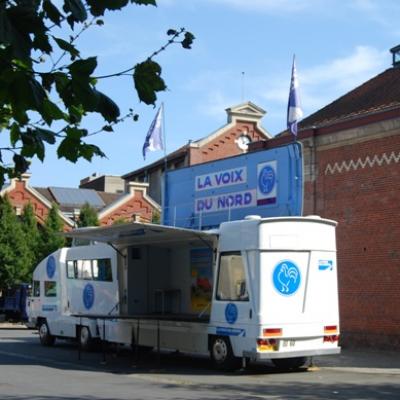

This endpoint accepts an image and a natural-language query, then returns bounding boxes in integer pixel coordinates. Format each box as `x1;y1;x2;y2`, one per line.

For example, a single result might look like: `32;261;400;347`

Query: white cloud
350;0;400;37
204;0;316;13
182;46;389;134
262;46;387;116
302;45;387;89
197;90;239;119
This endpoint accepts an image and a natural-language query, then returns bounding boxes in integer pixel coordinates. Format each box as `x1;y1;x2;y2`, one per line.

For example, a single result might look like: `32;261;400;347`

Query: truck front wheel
38;321;55;346
272;356;308;370
210;336;241;371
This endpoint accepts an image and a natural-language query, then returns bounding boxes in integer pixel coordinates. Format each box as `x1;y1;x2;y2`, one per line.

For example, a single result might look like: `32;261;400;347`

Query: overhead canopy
64;222;218;247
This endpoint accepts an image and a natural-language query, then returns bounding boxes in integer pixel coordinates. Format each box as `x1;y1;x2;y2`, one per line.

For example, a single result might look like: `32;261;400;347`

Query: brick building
251;46;400;349
1;174;160;229
123;101;271;204
0;174;74;230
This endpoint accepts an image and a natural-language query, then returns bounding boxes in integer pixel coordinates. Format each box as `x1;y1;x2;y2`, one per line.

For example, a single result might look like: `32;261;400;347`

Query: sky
27;0;400;187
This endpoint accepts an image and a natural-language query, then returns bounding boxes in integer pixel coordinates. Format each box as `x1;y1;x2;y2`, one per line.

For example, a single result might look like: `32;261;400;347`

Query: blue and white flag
287;56;303;136
143;104;164;159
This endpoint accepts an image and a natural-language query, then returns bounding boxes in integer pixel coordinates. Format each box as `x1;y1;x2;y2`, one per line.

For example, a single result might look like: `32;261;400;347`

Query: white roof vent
306;215;322;219
245;215;262;220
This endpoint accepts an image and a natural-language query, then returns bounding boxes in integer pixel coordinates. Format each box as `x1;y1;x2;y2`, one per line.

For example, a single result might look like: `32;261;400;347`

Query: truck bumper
244;347;341;360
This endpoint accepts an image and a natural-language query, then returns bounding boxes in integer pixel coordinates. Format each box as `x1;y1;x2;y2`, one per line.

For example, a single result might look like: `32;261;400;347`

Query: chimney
126;181;149;195
390;45;400;68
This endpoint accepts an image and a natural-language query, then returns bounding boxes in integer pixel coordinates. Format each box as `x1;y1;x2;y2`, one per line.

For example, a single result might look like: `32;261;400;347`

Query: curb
0;323;28;330
322;366;400;375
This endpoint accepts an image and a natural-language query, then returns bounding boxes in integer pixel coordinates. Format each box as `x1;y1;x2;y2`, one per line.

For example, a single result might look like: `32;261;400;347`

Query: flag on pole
287;56;303;136
143;104;164;159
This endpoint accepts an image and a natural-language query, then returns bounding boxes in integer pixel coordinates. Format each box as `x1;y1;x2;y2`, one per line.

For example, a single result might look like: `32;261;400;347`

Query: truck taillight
324;325;338;334
323;335;339;343
257;338;278;351
263;328;282;337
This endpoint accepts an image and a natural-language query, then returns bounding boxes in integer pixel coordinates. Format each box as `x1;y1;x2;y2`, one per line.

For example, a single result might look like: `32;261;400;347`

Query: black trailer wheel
210;336;241;371
272;356;308;370
38;321;55;346
79;326;93;351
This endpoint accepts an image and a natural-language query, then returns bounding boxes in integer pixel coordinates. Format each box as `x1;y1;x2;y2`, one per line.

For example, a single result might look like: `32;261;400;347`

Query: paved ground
0;325;399;399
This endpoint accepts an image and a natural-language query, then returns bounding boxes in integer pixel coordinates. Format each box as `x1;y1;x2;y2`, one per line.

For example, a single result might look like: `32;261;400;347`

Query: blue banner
163;143;303;229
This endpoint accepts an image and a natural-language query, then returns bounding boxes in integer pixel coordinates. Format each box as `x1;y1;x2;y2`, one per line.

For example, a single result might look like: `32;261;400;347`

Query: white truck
27;215;340;370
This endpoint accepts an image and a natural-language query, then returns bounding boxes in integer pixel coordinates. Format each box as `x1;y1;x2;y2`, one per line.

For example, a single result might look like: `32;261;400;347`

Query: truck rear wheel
210;336;241;371
272;356;308;370
38;321;55;346
78;326;93;351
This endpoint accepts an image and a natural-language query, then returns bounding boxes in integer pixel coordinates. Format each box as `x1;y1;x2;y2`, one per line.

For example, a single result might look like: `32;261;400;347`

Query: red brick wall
99;190;156;225
6;180;51;225
5;180;72;231
306;133;400;349
189;121;265;165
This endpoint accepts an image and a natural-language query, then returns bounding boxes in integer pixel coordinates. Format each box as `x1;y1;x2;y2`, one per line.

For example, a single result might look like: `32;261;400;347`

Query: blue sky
28;0;400;187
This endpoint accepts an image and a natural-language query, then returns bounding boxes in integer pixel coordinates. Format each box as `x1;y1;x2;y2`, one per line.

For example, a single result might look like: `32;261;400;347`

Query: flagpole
161;102;168;225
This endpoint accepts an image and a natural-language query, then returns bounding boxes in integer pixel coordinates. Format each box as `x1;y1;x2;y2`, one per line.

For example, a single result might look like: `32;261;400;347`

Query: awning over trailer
64;222;218;247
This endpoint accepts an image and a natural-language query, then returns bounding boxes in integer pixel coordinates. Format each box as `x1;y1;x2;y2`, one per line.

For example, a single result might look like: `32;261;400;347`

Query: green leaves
43;0;63;26
57;127;105;162
77;203;99;227
134;60;166;105
86;0;156;17
0;0;195;186
96;90;120;122
63;0;88;22
68;57;97;77
20;128;56;162
181;31;195;49
13;154;30;174
86;1;130;16
42;99;66;125
54;37;79;60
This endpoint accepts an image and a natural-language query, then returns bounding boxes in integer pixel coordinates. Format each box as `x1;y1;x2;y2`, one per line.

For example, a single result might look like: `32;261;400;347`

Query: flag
143;104;164;159
287;56;303;136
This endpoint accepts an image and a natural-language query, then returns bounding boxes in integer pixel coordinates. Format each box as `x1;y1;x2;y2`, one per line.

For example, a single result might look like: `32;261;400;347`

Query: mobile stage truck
27;215;340;370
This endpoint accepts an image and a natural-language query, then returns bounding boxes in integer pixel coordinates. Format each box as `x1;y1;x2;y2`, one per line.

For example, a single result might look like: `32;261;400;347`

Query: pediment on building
226;101;266;122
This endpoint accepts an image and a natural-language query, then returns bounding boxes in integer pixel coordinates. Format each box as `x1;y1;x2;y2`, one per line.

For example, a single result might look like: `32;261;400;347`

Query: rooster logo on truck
273;260;301;296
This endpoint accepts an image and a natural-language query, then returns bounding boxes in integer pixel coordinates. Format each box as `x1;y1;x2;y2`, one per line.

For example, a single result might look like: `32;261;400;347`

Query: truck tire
272;356;308;370
78;326;93;351
210;336;241;371
38;321;55;346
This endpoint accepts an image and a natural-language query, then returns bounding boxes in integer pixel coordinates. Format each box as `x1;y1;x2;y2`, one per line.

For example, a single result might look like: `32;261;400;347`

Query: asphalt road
0;327;399;400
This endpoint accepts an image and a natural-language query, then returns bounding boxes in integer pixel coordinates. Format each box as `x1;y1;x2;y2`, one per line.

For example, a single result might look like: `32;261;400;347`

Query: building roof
35;186;122;214
299;67;400;130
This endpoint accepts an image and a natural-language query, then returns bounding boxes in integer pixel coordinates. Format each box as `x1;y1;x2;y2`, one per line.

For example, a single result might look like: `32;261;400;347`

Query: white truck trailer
27;215;340;370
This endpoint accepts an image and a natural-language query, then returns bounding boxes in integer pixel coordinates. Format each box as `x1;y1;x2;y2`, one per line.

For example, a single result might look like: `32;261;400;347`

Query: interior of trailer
121;240;215;322
65;222;217;323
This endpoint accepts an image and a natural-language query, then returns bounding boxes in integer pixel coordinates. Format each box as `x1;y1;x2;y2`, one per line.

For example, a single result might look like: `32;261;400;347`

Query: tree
0;195;31;286
20;202;42;273
39;203;65;260
151;209;160;224
77;202;99;227
0;1;194;186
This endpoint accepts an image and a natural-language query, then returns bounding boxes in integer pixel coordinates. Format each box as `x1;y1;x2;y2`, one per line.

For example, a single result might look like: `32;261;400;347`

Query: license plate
282;339;296;348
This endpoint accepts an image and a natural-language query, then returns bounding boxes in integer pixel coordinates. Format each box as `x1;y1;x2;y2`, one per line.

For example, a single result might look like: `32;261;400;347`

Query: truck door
210;252;252;339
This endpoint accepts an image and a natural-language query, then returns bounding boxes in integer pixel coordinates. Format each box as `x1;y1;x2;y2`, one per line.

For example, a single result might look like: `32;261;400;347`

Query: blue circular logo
83;284;95;309
258;165;276;194
225;303;238;324
273;260;301;296
46;256;56;278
